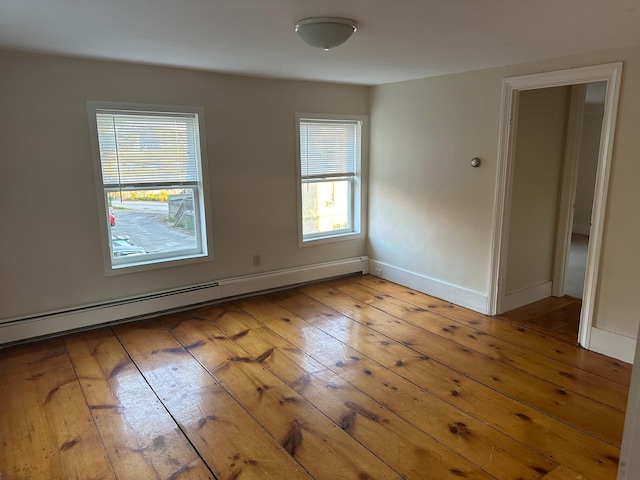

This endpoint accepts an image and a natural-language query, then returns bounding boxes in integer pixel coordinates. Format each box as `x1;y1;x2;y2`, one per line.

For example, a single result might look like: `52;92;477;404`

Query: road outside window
108;189;197;259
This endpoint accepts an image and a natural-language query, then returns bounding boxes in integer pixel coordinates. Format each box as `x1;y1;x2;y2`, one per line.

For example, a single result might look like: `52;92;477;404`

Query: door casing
487;62;623;350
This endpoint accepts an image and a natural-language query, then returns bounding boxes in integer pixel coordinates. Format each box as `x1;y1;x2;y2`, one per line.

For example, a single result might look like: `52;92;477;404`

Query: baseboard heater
0;256;369;346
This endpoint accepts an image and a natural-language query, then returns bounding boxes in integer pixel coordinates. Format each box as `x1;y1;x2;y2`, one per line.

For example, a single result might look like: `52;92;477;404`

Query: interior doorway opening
501;81;607;343
488;63;623;351
557;81;607;302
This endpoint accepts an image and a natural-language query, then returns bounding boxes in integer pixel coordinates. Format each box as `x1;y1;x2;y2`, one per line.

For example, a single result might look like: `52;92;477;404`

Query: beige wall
573;103;604;232
370;44;640;338
368;68;501;293
0;49;368;321
3;43;640;340
505;87;569;294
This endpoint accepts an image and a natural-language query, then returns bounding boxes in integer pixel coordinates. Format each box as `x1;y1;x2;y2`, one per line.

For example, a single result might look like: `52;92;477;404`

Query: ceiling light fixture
294;17;357;51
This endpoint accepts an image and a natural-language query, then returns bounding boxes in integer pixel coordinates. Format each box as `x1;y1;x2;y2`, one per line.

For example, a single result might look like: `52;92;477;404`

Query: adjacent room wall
0;49;369;323
573;98;605;235
505;86;569;298
369;44;640;340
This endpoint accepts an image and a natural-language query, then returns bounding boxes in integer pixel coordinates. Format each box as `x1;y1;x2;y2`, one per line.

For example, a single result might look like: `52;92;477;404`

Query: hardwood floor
0;275;631;479
499;296;582;343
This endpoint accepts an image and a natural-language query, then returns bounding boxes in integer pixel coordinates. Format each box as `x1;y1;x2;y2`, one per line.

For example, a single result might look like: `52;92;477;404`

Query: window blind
96;111;201;187
300;120;358;179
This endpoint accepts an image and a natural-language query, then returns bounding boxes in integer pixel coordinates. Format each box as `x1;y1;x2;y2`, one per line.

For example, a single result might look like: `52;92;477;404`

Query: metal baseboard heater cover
0;256;369;346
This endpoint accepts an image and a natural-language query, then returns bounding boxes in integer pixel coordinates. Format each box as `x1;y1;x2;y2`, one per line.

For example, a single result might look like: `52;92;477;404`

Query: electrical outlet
374;268;382;277
253;255;261;267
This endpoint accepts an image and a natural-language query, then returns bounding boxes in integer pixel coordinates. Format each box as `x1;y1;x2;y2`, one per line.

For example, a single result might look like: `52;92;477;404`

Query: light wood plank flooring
499;296;582;343
0;275;631;479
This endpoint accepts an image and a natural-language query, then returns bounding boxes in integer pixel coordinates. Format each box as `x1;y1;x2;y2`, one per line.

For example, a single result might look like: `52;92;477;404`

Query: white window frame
295;113;368;246
87;101;212;275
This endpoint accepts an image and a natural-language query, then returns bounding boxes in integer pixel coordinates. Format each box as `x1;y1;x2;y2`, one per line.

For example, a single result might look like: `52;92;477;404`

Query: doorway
488;63;623;351
564;82;607;298
553;81;607;305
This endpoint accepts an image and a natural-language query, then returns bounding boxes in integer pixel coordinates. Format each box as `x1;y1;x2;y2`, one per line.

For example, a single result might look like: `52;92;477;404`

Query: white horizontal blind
300;120;358;179
96;111;201;187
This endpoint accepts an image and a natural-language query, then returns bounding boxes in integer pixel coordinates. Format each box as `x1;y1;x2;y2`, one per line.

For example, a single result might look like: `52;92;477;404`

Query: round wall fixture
470;157;481;167
295;17;357;51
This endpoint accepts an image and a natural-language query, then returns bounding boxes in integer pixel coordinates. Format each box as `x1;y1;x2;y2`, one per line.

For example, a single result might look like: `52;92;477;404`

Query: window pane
302;180;351;236
299;121;358;177
108;189;198;262
89;103;209;271
96;112;201;186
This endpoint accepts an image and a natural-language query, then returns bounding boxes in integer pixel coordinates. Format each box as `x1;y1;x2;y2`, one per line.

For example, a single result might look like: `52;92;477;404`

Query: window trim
87;101;213;275
295;112;368;247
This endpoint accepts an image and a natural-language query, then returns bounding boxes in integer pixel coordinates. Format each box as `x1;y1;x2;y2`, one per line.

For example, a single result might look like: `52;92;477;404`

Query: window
87;102;210;272
296;114;367;244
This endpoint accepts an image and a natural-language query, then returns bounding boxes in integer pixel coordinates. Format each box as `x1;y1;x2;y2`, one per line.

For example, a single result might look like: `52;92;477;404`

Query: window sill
299;230;363;248
105;252;211;276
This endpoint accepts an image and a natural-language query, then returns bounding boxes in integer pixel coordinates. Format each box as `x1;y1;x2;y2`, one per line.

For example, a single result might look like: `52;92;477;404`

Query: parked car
109;212;116;226
111;235;147;257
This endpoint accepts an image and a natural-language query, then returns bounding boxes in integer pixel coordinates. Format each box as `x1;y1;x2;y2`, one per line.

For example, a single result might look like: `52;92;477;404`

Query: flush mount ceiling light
294;17;357;51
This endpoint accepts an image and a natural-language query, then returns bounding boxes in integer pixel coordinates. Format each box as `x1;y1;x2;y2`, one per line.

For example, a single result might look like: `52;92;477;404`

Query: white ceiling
1;0;639;86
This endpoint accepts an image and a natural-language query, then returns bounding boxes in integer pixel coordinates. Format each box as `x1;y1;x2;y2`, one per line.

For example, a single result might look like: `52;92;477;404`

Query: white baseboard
573;223;591;235
501;281;553;313
0;256;369;346
369;260;488;314
588;327;636;364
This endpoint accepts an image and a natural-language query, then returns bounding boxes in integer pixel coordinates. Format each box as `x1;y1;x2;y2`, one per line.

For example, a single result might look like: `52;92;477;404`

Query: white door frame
487;62;623;350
